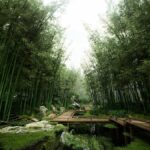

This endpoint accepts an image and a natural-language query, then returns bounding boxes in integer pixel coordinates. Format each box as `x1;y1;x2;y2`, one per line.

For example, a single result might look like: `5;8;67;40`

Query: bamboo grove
0;0;84;121
85;0;150;113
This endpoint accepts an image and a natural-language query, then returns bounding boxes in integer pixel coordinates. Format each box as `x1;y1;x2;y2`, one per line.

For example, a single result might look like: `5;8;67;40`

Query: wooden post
129;126;133;140
124;119;127;145
67;118;70;129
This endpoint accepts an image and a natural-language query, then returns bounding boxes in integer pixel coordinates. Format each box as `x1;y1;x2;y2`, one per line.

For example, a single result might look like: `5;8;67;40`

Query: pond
60;123;150;150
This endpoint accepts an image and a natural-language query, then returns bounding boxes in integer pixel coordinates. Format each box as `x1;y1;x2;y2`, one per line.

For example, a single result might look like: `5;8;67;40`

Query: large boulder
0;126;24;133
25;120;52;130
0;121;65;134
39;106;48;117
72;102;80;109
48;113;57;119
30;117;39;122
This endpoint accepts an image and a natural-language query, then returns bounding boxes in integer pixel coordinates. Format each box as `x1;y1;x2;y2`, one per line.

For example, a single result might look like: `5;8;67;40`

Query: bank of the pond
0;131;56;150
0;123;66;150
0;123;150;150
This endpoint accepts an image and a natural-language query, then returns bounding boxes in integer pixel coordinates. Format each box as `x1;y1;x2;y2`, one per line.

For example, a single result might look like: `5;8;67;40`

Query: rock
61;131;66;143
60;107;65;113
0;126;24;133
48;113;56;119
55;124;66;132
39;106;48;117
30;118;39;122
25;120;53;131
0;121;55;133
72;102;80;108
45;124;52;128
60;132;89;150
25;120;50;129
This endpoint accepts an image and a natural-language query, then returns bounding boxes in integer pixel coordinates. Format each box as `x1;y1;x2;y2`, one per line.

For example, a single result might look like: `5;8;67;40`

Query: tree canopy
85;0;150;113
0;0;88;121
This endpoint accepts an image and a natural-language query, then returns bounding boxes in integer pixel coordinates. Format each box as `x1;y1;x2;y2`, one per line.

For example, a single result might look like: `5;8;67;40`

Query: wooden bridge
110;117;150;132
51;110;150;132
51;110;109;124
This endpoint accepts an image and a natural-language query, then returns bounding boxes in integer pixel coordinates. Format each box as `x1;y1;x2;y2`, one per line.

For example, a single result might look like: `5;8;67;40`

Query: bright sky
43;0;118;69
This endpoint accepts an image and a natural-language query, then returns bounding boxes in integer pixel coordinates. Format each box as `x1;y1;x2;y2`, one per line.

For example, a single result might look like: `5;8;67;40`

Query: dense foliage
0;0;63;120
0;0;86;121
85;0;150;113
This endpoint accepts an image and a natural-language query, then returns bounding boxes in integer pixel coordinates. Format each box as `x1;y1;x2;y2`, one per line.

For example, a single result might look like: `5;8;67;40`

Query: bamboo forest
0;0;150;150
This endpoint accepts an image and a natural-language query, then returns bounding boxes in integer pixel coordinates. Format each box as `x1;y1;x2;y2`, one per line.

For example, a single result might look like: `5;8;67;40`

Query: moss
104;123;118;129
54;124;67;135
0;131;56;150
115;139;150;150
0;124;66;150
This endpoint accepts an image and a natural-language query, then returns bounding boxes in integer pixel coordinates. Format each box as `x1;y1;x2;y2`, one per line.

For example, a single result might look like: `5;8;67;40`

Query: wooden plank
51;118;109;124
109;118;126;126
51;111;150;132
110;117;150;132
126;119;150;132
55;110;76;120
130;117;150;123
